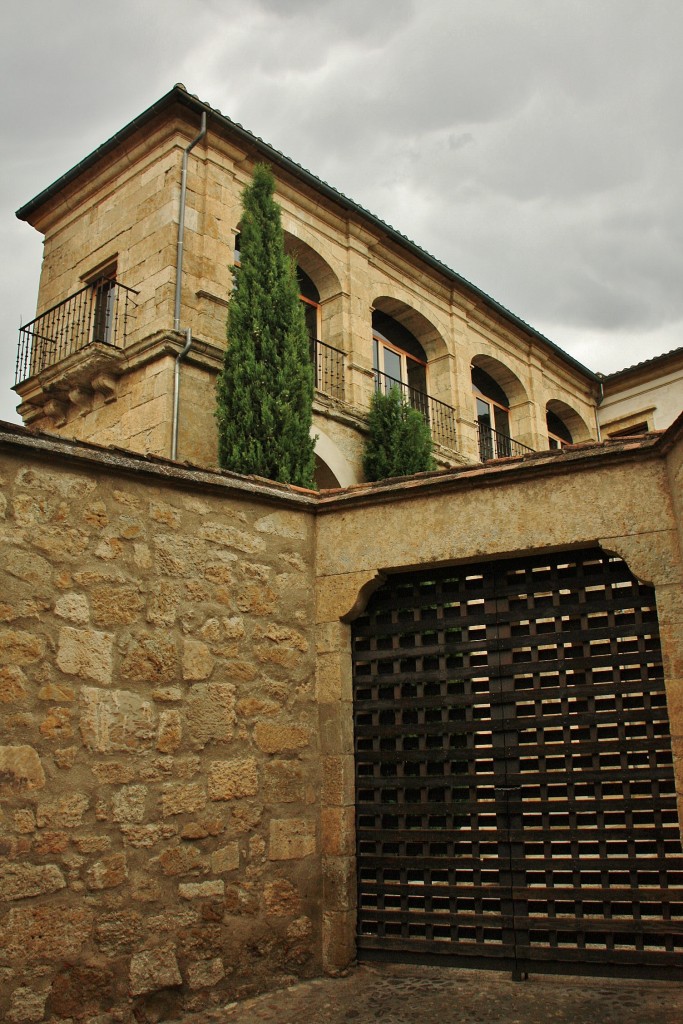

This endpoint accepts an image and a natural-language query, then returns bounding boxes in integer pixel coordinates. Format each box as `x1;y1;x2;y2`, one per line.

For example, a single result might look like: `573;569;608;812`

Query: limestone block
147;580;181;625
2;905;93;962
178;880;225;899
54;592;90;624
33;525;90;562
36;680;74;702
91;585;145;625
161;782;206;817
186;957;225;990
36;793;89;828
94;911;144;955
323;854;356;912
198;521;266;554
321;806;355;857
187;682;236;749
322;909;356;973
156;843;205;876
210;842;240;873
316;651;352;703
79;687;156;753
269;818;316;860
323;755;355;807
157;709;182;753
39;706;73;741
120;632;177;684
129;944;182;996
208;758;258;800
91;761;136;784
120;823;178;848
0;863;66;900
254;722;310;754
0;666;27;703
5;548;52;589
263;878;300;916
149;499;182;528
0;746;45;793
85;852;128;890
0;629;44;666
57;626;113;684
262;761;306;804
7;986;47;1023
112;784;148;824
183;638;214;681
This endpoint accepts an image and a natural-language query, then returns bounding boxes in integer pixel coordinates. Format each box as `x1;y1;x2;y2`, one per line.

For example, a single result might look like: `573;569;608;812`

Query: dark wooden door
352;549;683;977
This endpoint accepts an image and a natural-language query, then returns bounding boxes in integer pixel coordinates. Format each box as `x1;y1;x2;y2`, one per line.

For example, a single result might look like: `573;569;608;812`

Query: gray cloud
1;0;682;423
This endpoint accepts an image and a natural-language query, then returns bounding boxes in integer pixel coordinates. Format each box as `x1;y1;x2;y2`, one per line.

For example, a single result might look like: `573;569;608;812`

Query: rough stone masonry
0;433;321;1023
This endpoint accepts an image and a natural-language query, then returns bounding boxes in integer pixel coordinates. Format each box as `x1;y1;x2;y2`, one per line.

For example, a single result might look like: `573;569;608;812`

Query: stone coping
0;414;680;514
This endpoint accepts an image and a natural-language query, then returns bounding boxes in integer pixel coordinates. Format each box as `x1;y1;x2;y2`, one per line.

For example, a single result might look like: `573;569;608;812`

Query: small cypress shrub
363;384;435;481
215;164;316;488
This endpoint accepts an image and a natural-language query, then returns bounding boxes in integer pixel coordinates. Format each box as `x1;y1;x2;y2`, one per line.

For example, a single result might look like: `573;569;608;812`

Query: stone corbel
43;398;68;428
91;373;118;404
68;387;92;417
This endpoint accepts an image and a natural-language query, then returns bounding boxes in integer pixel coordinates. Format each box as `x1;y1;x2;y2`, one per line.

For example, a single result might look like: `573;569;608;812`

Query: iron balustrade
373;369;458;450
15;279;137;384
311;338;345;401
477;421;534;460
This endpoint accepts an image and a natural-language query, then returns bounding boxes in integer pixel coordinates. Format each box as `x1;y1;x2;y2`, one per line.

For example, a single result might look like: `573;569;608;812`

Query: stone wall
1;418;683;1023
0;431;320;1023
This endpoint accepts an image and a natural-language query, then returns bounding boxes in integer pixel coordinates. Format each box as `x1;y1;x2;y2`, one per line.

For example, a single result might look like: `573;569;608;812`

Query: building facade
15;85;601;486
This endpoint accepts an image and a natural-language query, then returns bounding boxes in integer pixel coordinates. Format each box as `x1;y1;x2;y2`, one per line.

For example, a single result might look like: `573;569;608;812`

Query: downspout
171;111;207;460
595;375;604;441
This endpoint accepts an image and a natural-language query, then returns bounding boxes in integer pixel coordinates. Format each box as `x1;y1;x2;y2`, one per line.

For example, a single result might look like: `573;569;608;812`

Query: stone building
14;83;602;486
2;84;683;1022
598;346;683;439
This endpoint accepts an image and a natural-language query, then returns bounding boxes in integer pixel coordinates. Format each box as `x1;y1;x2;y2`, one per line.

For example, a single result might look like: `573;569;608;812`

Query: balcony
373;369;457;450
477;422;534;461
311;338;345;401
15;279;137;385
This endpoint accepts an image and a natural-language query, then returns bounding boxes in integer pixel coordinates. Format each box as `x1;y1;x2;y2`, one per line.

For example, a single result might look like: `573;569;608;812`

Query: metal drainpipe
595;376;604;441
171;111;207;460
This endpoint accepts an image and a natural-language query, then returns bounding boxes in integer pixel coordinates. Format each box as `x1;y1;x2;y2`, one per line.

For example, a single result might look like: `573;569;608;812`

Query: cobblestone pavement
181;962;683;1024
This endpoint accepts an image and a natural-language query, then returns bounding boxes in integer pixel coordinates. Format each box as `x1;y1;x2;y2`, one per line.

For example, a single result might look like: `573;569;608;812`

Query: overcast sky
1;0;682;424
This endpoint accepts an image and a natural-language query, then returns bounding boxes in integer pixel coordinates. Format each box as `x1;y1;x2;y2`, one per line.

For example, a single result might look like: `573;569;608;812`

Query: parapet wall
0;432;320;1023
1;420;682;1023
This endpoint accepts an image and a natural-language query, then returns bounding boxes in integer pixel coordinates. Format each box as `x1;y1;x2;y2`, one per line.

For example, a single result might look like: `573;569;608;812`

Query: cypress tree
215;164;316;488
363;384;435;481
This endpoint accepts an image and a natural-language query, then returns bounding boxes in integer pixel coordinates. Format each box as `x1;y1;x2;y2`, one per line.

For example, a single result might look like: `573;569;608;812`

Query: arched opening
370;298;456;449
471;356;529;460
314;455;341;490
547;408;573;448
546;399;591;447
372;309;428;396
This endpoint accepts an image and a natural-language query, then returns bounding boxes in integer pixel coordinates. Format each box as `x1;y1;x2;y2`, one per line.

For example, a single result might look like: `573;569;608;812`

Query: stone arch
371;295;448;363
312;425;357;489
546;398;591;444
283;232;341;303
470;353;528;408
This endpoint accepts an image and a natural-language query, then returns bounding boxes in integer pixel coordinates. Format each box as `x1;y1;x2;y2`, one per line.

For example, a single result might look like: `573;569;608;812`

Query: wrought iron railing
15;279;137;384
477;421;534;460
311;338;345;401
373;369;458;450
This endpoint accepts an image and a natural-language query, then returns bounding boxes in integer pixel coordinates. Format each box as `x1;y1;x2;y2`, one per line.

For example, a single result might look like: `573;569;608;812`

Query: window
472;366;511;459
547;410;573;449
372;311;428;398
83;261;117;346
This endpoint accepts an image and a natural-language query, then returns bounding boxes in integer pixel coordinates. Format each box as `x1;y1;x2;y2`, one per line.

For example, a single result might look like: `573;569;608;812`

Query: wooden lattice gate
352;548;683;978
